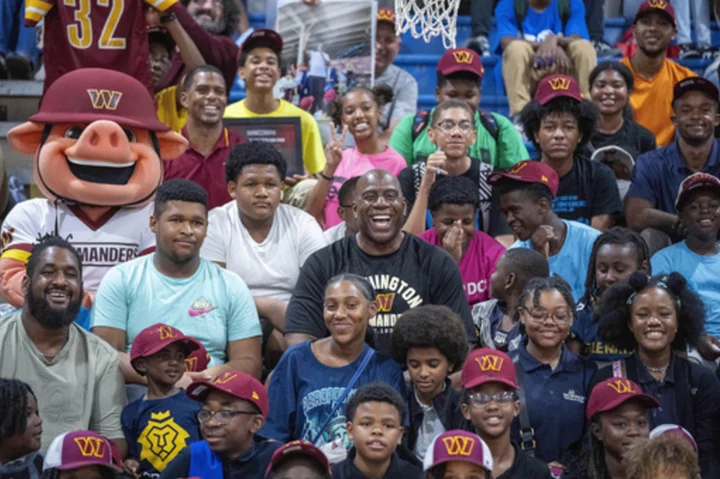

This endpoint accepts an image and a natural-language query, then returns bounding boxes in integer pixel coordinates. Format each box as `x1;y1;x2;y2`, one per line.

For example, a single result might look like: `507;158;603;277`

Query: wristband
160;12;177;23
319;172;333;181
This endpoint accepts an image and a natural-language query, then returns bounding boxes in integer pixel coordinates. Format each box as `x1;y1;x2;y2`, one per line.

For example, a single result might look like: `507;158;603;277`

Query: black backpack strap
411;110;431;142
511;352;536;457
478;110;499;143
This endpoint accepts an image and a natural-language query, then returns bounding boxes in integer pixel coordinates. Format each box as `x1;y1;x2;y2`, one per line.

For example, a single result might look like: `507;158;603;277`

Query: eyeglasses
521;306;573;324
197;409;257;424
467;391;516;408
435;120;474;133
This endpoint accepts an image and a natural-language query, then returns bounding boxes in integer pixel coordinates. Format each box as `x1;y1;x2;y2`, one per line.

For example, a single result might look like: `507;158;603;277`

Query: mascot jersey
25;0;178;94
1;200;155;294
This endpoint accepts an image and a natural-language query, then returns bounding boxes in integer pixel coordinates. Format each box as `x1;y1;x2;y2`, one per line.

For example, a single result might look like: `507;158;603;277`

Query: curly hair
581;227;650;306
180;0;240;38
561;416;610;479
327;85;394;127
0;379;36;441
26;234;82;279
624;435;701;479
518;275;576;313
225;141;287;183
598;272;706;351
345;382;406;422
154;179;208;217
519;97;599;151
428;175;480;212
390;305;469;372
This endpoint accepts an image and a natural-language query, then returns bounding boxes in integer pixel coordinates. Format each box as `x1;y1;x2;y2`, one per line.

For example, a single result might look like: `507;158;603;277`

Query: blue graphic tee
261;341;406;449
122;390;202;478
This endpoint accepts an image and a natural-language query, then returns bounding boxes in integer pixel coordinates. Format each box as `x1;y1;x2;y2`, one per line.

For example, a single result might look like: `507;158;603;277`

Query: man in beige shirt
0;235;126;454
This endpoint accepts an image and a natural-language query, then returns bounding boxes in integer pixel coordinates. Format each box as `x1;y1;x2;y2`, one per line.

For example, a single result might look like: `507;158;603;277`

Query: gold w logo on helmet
475;355;504;372
607;379;637;394
87;89;122;110
452;50;473;64
156;325;177;340
442;435;475;456
74;437;106;458
648;0;668;9
213;372;237;385
548;77;571;91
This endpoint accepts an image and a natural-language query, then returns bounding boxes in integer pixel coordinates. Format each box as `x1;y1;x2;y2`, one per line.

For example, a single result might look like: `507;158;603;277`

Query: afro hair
519;97;599;151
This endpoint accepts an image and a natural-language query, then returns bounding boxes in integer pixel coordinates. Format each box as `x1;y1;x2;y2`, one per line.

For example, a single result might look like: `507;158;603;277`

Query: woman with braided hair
591;272;720;477
0;378;43;478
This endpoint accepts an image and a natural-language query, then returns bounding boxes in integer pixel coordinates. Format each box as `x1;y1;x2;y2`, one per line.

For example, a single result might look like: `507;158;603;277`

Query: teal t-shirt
91;254;261;366
388;109;528;167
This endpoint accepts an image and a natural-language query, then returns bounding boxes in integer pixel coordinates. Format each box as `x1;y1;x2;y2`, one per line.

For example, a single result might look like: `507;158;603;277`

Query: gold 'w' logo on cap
157;325;177;340
548;77;571;91
442;435;475;456
87;89;122;110
213;372;237;385
648;0;668;9
452;50;473;64
74;437;106;458
377;8;395;21
607;379;637;394
475;355;504;372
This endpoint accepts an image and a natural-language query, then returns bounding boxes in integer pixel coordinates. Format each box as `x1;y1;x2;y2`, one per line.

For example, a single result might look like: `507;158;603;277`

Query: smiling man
164;65;246;209
284;169;475;356
0;235;126;454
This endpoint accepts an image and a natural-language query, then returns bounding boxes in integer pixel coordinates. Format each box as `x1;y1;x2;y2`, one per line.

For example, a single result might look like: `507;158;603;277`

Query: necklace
645;364;668;375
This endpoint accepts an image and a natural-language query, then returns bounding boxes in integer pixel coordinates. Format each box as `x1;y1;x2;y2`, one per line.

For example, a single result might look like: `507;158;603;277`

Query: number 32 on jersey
64;0;126;50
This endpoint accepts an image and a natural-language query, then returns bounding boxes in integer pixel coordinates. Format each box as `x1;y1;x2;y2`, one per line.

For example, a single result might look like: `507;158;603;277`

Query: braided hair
0;378;36;441
581;227;650;306
562;415;611;479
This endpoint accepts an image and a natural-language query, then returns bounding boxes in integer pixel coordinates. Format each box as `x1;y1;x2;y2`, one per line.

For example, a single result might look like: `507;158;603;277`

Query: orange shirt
621;57;696;147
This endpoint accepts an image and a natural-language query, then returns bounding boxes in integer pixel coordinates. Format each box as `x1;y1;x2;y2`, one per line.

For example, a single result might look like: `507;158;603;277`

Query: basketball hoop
394;0;461;49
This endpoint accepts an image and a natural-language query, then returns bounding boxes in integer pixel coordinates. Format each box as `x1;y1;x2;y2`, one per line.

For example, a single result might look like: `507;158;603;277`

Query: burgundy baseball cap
673;76;719;105
437;48;484;78
130;323;201;371
241;28;283;58
377;7;396;27
462;348;519;390
489;160;560;197
534;74;582;104
184;342;210;373
43;430;122;473
586;378;659;419
265;440;331;478
675;172;720;211
423;430;493;472
187;370;269;417
29;68;170;132
634;0;676;27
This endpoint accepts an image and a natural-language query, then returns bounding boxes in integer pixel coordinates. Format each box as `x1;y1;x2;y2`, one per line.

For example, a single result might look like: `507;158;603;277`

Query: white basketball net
394;0;461;49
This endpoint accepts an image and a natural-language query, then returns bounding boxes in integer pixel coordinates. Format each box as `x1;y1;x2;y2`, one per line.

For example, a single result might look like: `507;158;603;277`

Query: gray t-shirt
413;389;446;461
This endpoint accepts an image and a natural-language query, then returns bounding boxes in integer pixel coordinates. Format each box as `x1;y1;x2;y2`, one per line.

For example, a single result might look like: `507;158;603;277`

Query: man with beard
0;235;126;454
283;169;475;357
163;65;246;209
626;78;720;254
620;1;695;146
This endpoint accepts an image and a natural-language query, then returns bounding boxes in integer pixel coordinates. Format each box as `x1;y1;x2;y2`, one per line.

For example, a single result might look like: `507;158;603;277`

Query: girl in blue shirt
262;274;406;451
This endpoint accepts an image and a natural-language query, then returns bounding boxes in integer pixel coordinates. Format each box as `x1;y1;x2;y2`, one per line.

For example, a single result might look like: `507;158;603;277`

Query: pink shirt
324;146;406;228
420;228;506;307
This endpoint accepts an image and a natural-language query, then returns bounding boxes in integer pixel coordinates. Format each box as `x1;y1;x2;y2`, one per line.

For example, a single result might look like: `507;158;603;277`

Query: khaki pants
502;39;597;115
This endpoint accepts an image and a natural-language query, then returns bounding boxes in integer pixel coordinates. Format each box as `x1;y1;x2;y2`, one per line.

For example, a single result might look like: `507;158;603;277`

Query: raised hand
530;224;556;259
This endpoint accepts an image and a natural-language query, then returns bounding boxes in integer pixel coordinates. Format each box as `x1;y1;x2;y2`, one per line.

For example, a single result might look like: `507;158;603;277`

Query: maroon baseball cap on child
130;323;201;368
43;430;122;472
241;28;284;57
265;440;331;478
187;370;269;417
675;172;720;211
184;342;210;372
634;0;676;27
461;348;519;390
423;430;493;472
534;74;582;105
586;378;659;419
489;160;560;197
436;48;484;78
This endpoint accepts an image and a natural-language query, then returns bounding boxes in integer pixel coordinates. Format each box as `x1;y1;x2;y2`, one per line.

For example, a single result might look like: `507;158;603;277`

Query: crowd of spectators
2;0;720;478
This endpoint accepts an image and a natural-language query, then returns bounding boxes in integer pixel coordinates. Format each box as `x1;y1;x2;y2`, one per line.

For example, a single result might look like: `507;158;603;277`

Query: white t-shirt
324;222;347;244
202;202;327;302
0;199;155;294
308;50;330;77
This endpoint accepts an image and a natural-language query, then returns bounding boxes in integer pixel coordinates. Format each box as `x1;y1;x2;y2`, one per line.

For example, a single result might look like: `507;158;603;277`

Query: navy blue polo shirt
627;140;720;214
511;342;597;462
635;357;678;428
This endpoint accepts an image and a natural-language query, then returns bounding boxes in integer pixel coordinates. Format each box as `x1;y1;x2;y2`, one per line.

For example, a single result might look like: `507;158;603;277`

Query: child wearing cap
0;379;43;479
264;440;332;479
651;173;720;341
389;48;526;168
121;323;203;478
491;160;601;301
331;382;422;478
159;370;281;479
423;430;493;479
563;377;658;478
389;306;469;460
460;348;552;479
42;430;122;479
474;248;550;353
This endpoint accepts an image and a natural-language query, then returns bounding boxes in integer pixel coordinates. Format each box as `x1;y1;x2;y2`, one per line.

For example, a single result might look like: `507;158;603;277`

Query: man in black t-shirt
519;74;622;230
284;169;475;356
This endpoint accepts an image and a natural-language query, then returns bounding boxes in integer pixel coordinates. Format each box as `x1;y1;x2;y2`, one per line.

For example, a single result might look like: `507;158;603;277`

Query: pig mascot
0;68;187;308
